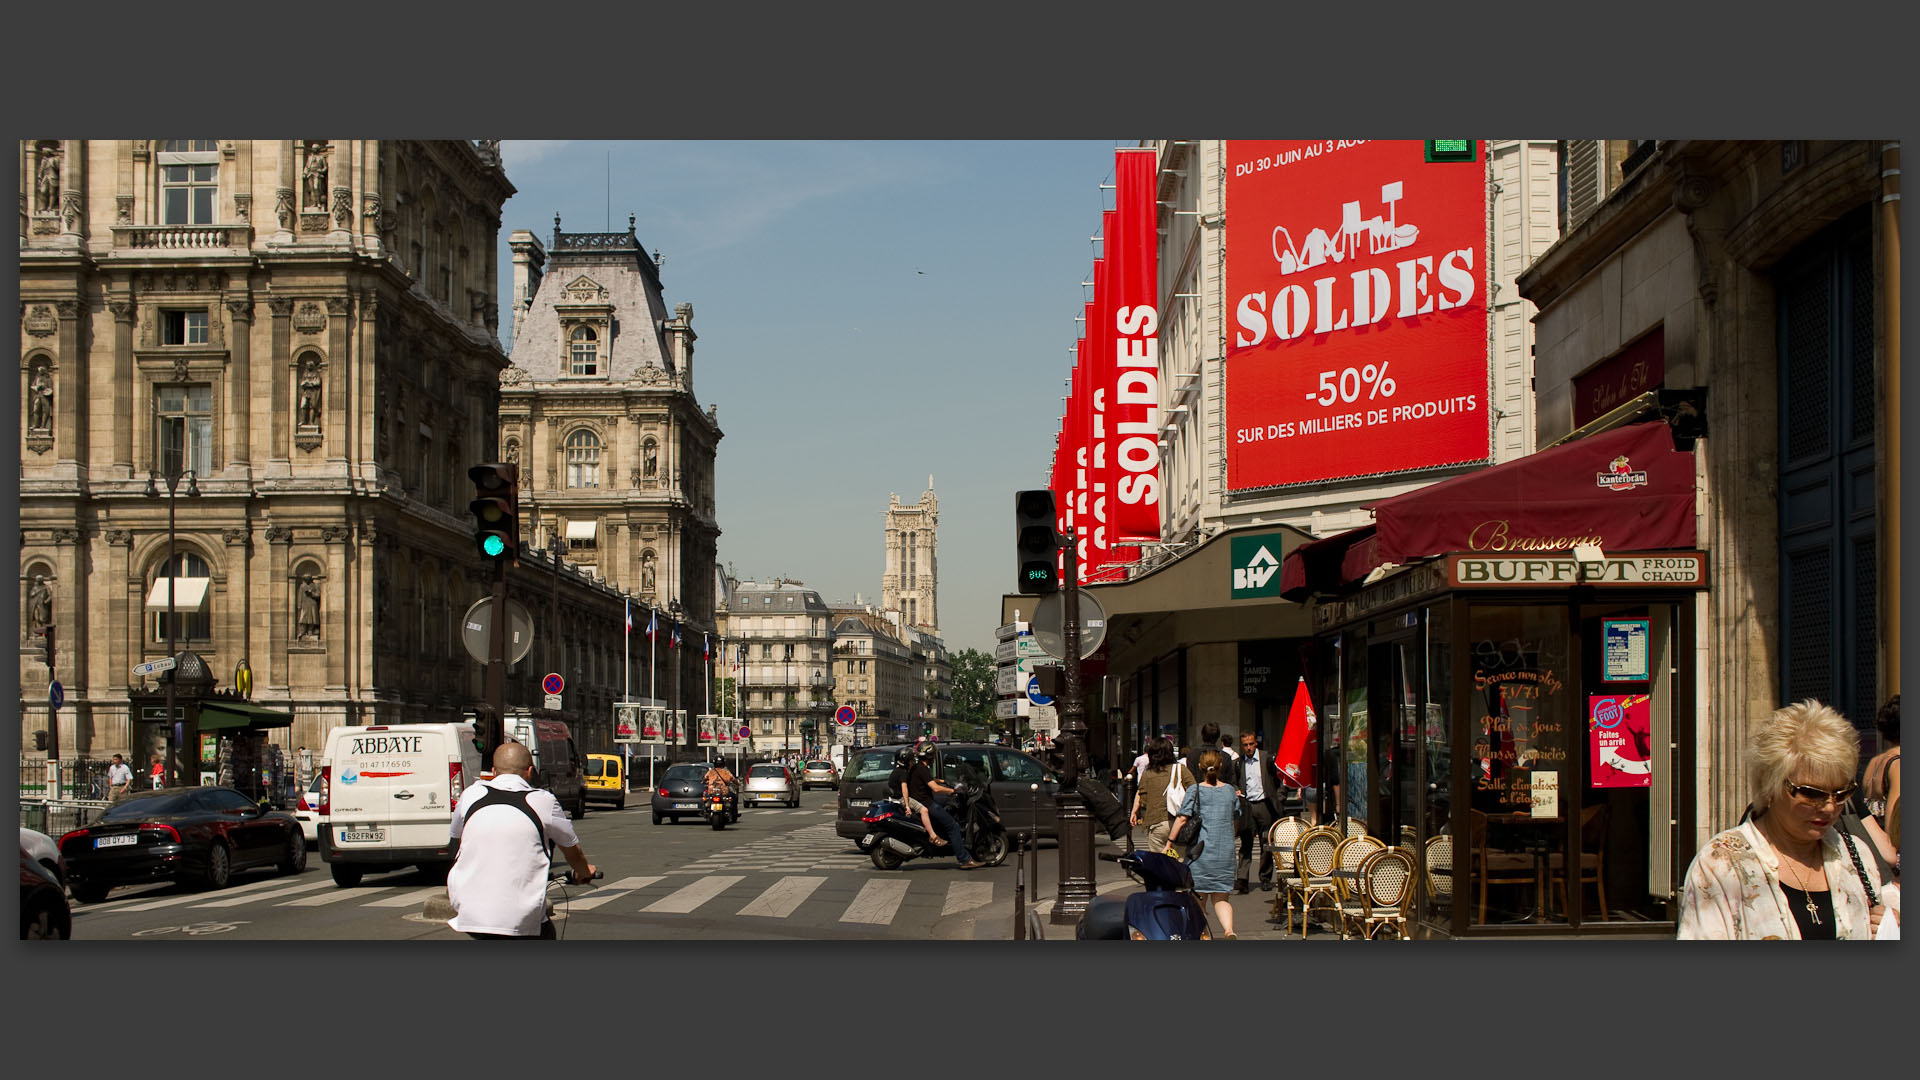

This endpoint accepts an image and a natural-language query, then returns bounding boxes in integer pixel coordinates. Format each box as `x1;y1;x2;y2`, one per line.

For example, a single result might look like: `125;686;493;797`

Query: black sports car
59;786;307;903
20;848;71;939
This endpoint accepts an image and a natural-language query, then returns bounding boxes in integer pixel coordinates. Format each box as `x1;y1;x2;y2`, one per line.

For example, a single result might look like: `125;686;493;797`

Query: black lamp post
783;642;794;759
145;466;200;787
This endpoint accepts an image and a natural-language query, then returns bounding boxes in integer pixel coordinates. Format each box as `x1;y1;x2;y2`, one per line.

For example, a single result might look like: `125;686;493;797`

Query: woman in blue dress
1168;750;1244;938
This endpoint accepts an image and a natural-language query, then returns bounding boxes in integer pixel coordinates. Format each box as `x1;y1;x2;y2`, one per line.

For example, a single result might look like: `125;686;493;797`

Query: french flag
670;622;681;650
702;632;711;663
624;598;632;636
645;609;657;642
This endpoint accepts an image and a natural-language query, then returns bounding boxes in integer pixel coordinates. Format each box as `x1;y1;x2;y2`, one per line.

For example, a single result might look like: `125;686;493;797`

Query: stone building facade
501;218;722;732
881;484;938;634
720;578;835;756
16;139;632;760
830;606;917;745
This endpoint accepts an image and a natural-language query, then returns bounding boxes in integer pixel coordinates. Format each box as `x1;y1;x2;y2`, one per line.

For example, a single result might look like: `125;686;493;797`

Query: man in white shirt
106;754;134;801
447;741;596;940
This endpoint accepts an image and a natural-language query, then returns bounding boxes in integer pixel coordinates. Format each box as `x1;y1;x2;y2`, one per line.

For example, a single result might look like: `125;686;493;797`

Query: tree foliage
950;647;995;730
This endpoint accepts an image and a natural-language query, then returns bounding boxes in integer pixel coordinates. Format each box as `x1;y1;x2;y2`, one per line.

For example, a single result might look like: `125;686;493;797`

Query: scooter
1075;849;1213;940
861;778;1009;871
703;785;734;830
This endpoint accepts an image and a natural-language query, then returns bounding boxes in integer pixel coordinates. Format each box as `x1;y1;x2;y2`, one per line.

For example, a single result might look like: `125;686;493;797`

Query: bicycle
542;865;604;940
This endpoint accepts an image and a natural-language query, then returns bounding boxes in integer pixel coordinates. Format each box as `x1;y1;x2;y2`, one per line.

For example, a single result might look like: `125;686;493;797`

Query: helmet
894;748;915;768
916;742;936;761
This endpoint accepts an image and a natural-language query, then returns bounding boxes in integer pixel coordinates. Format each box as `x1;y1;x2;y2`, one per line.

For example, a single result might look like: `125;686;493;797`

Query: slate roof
507;223;675;381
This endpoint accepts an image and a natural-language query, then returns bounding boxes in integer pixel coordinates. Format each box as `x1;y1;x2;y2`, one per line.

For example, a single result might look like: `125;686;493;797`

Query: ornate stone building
880;484;939;635
18;139;628;763
501;218;723;731
721;578;834;756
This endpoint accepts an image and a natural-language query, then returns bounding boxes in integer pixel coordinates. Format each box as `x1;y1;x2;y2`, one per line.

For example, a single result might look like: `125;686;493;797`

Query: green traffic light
481;535;507;557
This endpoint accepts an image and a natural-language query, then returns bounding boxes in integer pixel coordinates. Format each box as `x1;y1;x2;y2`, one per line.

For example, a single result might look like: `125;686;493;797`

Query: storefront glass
1424;604;1453;929
1467;605;1572;927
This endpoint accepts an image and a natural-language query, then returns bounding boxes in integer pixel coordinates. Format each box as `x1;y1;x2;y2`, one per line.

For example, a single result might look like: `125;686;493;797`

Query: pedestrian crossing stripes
109;876;303;913
840;878;912;924
670;822;867;875
360;887;447;908
734;875;825;918
643;875;745;913
190;879;334;908
280;885;396;907
564;875;664;911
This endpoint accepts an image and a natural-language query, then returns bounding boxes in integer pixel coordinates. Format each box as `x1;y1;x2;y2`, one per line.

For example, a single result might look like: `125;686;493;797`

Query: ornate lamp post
145;466;200;787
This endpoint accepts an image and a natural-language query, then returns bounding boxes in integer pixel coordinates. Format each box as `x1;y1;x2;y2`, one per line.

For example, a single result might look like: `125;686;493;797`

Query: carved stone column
109;296;135;475
52;298;84;466
59;139;83;239
320;525;351;690
222;527;251;678
262;525;293;689
326;296;351;464
101;529;133;698
267;297;292;467
226;297;253;469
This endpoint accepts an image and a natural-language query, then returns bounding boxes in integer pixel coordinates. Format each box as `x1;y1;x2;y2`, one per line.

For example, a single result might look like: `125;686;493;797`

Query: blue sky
496;140;1122;654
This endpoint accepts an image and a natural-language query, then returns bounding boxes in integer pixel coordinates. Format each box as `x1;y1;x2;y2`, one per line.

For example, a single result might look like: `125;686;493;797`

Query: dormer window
570;325;598;376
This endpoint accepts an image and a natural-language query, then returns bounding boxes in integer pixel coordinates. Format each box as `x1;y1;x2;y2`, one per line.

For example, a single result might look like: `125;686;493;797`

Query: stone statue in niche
36;149;60;213
643;441;658;478
297;357;322;429
276;189;294;229
27;574;53;640
295;573;322;641
303;144;329;211
642;554;656;594
28;363;54;432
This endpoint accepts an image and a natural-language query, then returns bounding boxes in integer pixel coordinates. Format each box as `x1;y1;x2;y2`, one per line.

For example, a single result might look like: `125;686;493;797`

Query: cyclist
447;741;596;940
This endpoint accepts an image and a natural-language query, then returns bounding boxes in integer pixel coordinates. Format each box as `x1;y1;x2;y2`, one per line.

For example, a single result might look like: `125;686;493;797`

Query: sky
495;140;1122;655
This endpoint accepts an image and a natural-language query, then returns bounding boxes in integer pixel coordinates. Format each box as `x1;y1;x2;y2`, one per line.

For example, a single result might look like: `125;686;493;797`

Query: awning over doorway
197;701;295;731
144;577;210;611
1280;420;1697;600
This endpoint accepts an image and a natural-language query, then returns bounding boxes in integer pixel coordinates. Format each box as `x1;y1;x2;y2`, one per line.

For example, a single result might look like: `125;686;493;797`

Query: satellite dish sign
1032;591;1107;660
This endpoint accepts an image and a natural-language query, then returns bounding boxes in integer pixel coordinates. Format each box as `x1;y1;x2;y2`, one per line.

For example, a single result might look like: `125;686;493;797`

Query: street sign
1032;592;1107;660
1029;703;1059;735
834;704;857;726
49;680;64;712
461;597;535;665
132;657;178;678
1025;676;1052;707
739;725;751;740
544;693;563;710
542;672;565;696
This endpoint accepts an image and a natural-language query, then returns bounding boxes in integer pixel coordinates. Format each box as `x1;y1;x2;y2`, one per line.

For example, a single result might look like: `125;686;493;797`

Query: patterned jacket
1678;819;1884;940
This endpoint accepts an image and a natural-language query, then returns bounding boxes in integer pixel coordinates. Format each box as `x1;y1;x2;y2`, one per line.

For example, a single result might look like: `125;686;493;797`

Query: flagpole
623;596;631;703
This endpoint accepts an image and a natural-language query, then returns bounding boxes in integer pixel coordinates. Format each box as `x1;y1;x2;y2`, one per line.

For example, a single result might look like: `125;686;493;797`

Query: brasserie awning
1280;420;1697;600
197;701;295;731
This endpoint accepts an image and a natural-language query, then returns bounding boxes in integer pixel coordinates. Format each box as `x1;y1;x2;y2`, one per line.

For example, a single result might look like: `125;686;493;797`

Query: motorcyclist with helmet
887;742;981;869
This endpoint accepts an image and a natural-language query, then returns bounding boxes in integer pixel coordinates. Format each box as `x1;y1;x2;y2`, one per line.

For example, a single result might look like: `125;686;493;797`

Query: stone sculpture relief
295;572;322;641
302;143;329;211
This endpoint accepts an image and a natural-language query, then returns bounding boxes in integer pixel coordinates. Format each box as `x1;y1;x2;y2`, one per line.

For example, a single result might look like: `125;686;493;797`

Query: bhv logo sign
1230;534;1285;598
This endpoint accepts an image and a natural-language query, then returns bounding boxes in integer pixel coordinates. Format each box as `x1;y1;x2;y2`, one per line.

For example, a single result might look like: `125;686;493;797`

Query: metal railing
20;799;115;838
18;756;119;801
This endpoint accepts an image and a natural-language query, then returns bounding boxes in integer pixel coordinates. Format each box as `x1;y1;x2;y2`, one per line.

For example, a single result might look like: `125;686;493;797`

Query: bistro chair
1470;808;1540;924
1267;816;1311;922
1338;847;1418;940
1424;833;1454;921
1288;826;1343;937
1334;834;1385;901
1400;824;1419;848
1548;803;1610;920
1344;817;1370;839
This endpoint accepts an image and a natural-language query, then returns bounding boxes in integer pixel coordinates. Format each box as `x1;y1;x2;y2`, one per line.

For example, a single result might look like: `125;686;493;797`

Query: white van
318;722;482;887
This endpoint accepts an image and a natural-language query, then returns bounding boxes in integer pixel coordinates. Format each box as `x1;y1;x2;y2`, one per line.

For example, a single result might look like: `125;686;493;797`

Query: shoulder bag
1165;763;1190;817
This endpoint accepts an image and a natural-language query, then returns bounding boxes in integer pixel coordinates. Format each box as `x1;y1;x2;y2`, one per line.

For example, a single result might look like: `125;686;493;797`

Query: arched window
150;551;212;643
566;429;600;488
570;325;598;376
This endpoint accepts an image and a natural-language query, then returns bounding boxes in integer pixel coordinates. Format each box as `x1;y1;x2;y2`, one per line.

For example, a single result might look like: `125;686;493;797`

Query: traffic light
467;463;519;560
1031;664;1063;699
1015;489;1059;595
33;730;47;751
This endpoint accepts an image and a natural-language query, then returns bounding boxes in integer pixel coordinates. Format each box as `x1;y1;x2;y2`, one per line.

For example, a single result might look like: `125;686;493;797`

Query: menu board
1470;621;1569;819
1603;619;1650;681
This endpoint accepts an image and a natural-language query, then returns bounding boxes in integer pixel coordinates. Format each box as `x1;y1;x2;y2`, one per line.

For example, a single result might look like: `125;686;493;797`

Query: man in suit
1235;729;1281;893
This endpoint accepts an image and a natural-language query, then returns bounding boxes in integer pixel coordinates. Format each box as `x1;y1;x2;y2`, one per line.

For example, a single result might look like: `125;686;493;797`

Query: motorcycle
704;784;735;830
1075;849;1213;940
861;776;1009;871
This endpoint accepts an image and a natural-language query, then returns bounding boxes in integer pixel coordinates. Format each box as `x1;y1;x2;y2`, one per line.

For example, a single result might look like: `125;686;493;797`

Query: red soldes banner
1224;140;1489;490
1108;149;1161;543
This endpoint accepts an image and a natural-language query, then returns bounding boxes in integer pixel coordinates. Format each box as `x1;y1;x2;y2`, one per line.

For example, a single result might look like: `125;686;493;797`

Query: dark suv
834;743;1062;843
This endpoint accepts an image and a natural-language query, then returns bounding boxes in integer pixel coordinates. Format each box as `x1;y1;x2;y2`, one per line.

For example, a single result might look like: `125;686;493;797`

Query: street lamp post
783;642;794;760
145;467;200;787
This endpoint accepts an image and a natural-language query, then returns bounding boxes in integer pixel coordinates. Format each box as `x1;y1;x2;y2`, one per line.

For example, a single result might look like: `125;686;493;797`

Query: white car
290;773;324;845
20;827;65;887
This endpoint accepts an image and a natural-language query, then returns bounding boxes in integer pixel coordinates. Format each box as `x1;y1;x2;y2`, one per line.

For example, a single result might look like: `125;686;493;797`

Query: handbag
1171;812;1202;849
1165;763;1189;817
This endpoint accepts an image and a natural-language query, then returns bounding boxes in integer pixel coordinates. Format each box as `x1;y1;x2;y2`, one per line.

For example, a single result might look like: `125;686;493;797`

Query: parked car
21;848;71;939
20;827;64;887
742;763;801;808
834;743;1062;844
800;760;838;791
290;774;324;845
651;762;737;825
58;786;307;904
584;753;628;809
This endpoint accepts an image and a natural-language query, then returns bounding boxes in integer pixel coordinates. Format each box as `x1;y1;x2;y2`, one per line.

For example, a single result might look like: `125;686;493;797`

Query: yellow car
584;753;628;810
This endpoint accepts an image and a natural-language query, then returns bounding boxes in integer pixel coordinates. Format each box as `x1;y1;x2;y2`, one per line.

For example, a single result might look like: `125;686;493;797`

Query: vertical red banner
1109;148;1161;543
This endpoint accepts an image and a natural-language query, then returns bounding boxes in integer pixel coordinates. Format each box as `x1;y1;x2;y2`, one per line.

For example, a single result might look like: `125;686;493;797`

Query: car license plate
95;834;138;849
339;828;385;843
674;802;697;809
759;793;781;801
847;799;870;809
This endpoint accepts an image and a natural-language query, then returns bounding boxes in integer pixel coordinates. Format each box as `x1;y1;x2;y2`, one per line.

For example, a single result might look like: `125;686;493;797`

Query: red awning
1280;421;1696;599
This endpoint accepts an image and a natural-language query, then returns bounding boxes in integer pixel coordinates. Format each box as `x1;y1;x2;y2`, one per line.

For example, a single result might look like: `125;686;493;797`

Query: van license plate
846;800;870;809
339;828;385;843
95;834;138;849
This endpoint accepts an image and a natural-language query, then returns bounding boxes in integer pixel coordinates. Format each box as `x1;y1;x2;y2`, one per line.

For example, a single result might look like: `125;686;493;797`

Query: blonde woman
1679;701;1891;939
1167;749;1243;938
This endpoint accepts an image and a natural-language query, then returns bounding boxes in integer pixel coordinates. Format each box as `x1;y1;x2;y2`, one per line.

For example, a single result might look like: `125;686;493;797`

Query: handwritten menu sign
1530;771;1560;818
1472;657;1568;818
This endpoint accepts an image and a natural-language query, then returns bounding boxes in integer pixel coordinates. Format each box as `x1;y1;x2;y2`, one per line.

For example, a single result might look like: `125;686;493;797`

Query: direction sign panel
1029;703;1059;734
49;680;64;712
542;672;565;696
132;657;179;678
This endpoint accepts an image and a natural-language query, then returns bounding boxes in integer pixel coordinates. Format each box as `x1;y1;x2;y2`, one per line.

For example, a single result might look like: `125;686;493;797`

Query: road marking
736;876;826;918
190;879;334;907
565;875;664;911
111;876;306;912
840;878;911;924
1031;876;1134;915
642;875;744;913
942;881;995;916
360;887;444;908
281;886;395;907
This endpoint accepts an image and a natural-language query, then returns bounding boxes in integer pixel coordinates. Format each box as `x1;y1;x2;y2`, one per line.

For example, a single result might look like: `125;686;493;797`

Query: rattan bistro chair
1289;826;1343;937
1344;817;1370;839
1334;834;1385;900
1425;834;1455;919
1338;847;1417;940
1267;816;1311;923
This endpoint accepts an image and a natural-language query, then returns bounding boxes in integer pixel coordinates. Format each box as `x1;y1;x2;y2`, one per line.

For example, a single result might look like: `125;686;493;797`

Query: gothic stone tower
881;483;937;634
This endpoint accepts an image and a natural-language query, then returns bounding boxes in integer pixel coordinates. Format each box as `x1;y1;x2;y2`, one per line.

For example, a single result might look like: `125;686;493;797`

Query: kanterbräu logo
1595;455;1648;491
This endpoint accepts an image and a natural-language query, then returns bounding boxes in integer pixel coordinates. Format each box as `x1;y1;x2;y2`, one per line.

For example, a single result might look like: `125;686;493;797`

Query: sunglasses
1782;780;1856;807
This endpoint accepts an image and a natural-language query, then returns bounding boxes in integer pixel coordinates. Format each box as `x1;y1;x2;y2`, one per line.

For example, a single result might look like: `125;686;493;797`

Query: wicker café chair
1289;826;1343;937
1344;817;1370;839
1425;834;1455;918
1334;834;1385;901
1267;816;1311;922
1345;847;1418;939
